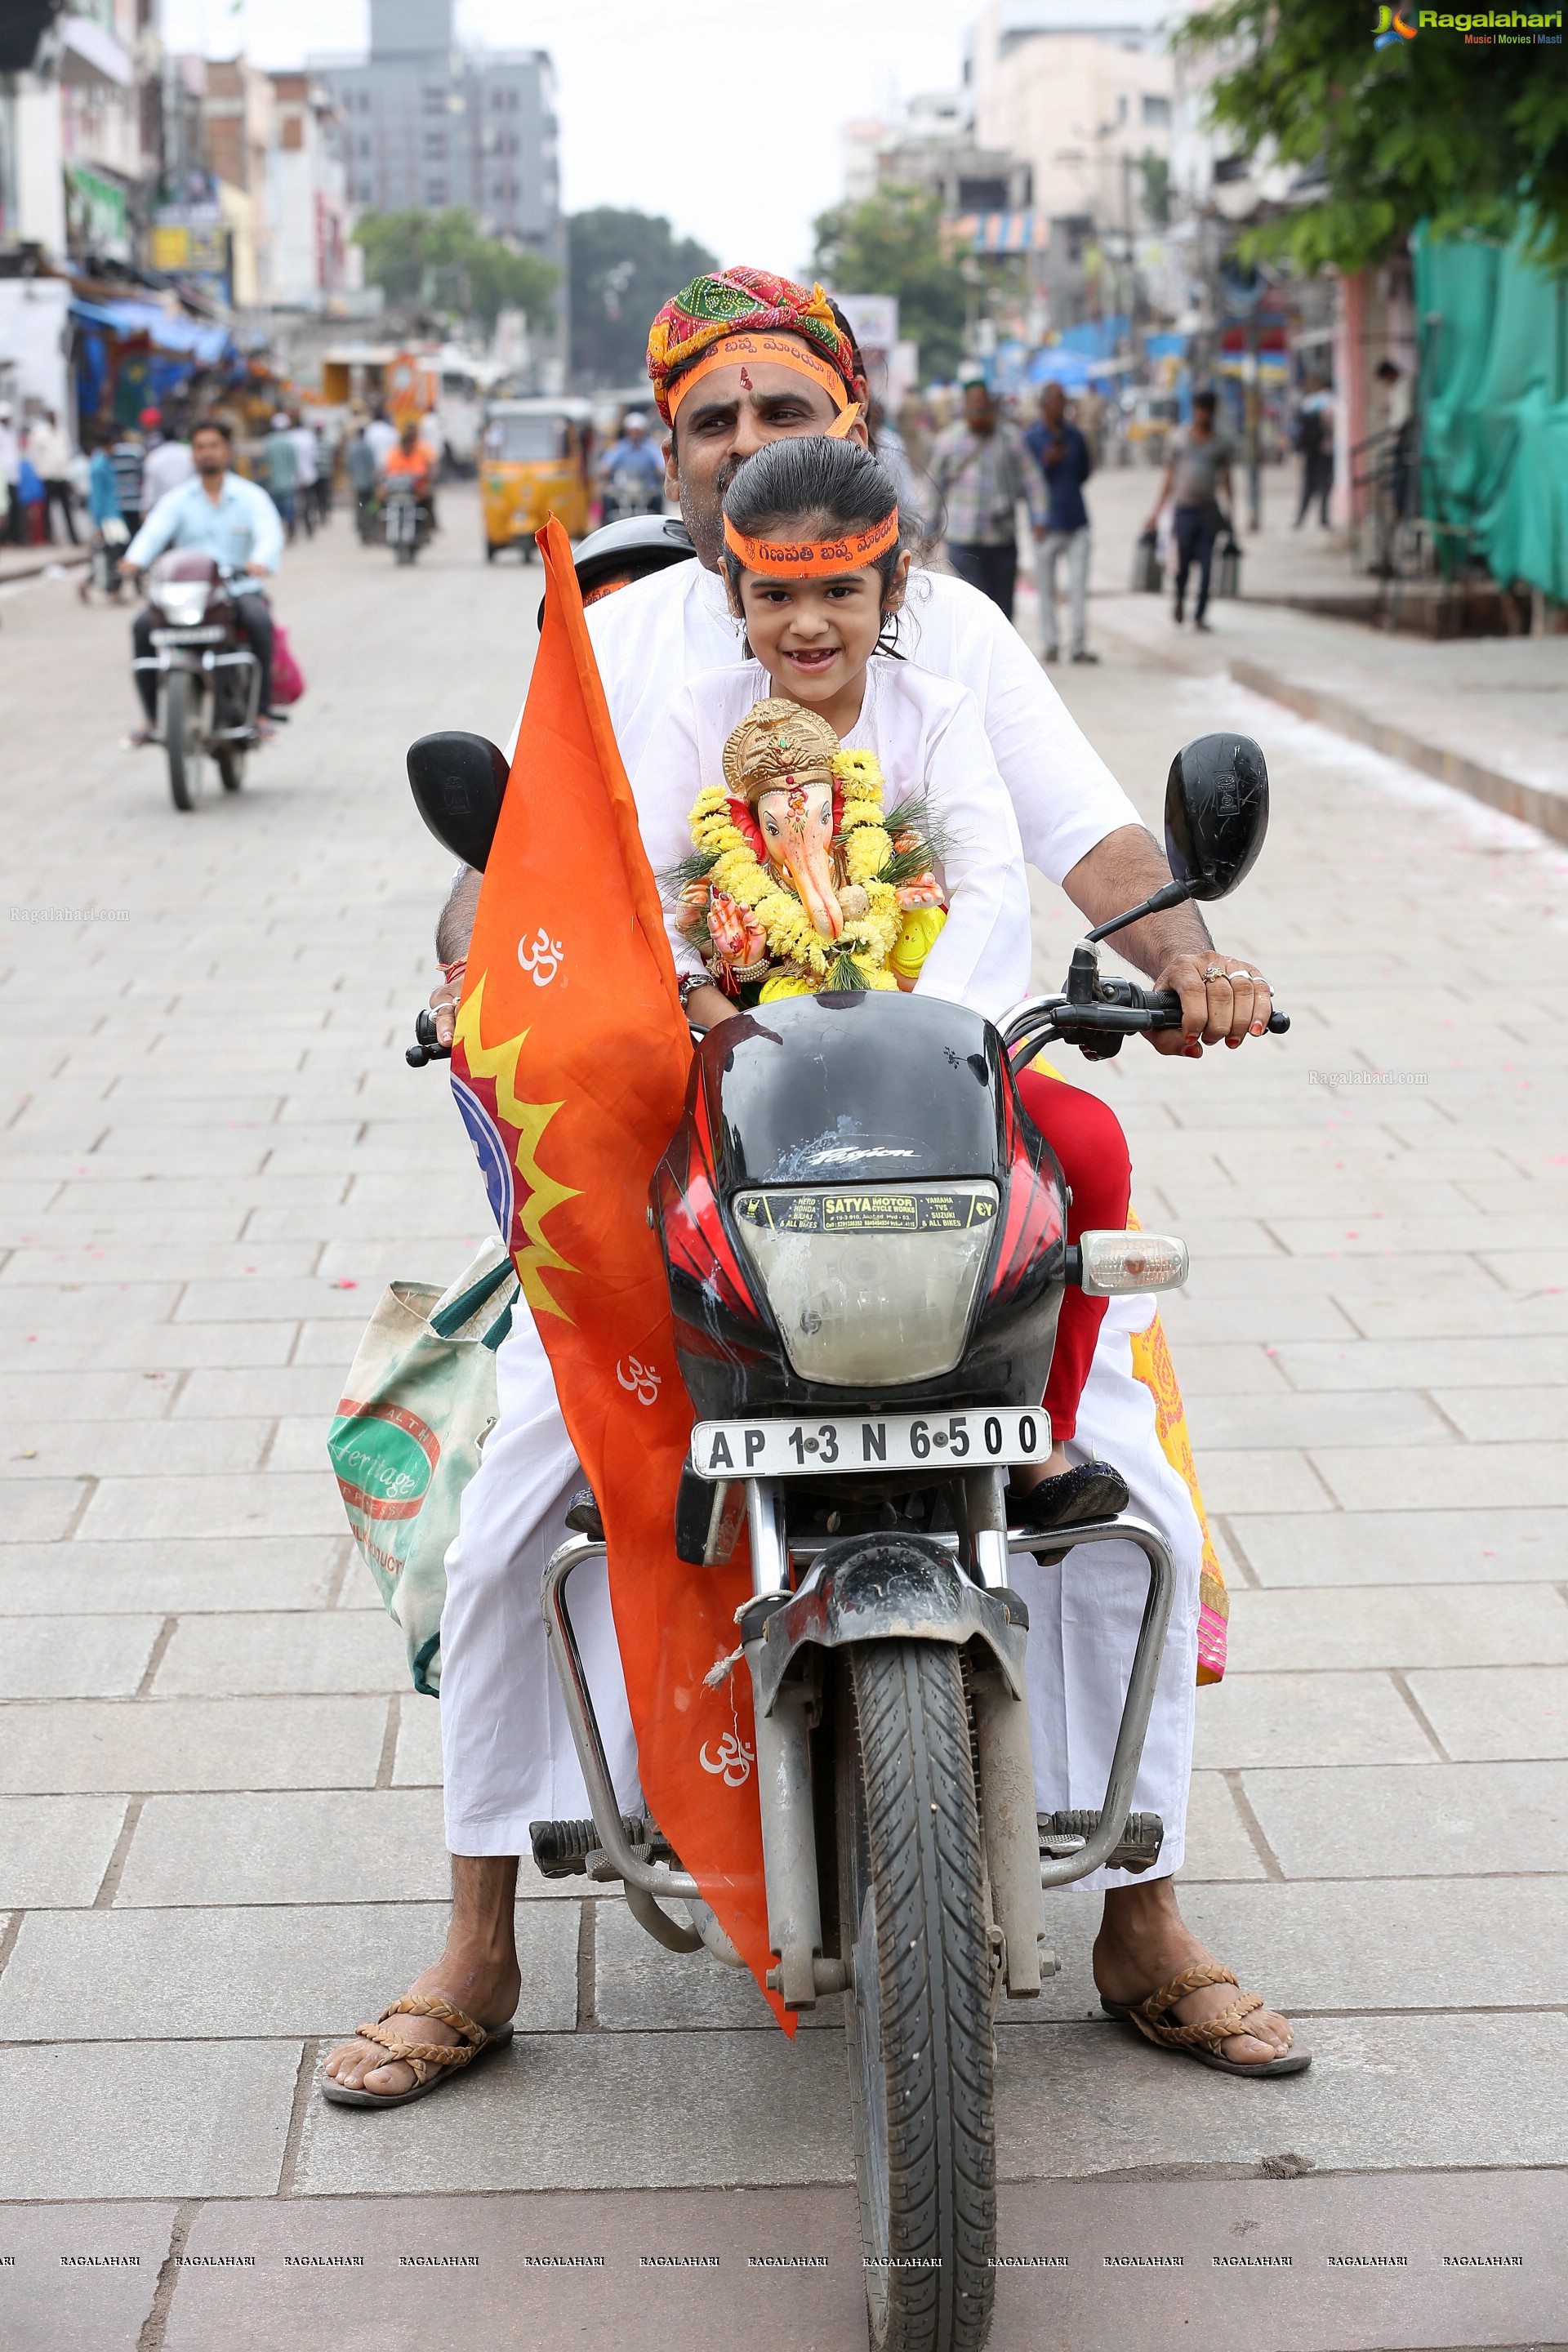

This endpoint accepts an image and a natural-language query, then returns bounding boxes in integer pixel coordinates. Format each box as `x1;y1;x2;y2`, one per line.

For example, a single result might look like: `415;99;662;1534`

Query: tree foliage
568;208;717;386
352;209;559;334
812;185;973;383
1179;2;1568;274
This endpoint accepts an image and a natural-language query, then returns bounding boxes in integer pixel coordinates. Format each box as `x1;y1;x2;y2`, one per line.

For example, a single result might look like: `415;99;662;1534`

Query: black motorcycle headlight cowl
732;1182;1000;1388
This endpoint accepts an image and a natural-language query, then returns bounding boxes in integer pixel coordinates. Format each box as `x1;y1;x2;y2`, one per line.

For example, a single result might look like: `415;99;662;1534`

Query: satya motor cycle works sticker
734;1187;997;1235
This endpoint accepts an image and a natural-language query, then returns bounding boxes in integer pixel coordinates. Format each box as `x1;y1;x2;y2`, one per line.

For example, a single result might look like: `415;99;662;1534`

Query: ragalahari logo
1374;2;1419;39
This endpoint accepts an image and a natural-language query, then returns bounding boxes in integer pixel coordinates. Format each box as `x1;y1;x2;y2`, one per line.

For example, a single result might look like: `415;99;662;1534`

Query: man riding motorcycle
121;416;282;740
599;407;666;521
323;268;1299;2107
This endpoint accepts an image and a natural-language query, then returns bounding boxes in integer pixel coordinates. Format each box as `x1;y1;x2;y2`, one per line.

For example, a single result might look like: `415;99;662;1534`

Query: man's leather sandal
1101;1962;1311;2077
319;1993;515;2109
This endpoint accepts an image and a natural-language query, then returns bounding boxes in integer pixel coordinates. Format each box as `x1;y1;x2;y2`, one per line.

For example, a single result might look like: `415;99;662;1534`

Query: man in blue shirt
1024;381;1098;666
598;409;666;520
122;416;283;733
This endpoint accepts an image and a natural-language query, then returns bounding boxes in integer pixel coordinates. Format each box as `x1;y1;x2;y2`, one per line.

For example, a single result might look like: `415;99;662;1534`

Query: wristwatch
678;972;708;1013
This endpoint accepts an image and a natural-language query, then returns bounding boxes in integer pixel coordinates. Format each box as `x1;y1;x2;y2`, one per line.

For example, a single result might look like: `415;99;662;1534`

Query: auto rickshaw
480;398;595;560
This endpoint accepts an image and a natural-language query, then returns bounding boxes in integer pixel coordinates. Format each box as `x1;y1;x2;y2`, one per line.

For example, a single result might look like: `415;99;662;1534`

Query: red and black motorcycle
132;551;265;811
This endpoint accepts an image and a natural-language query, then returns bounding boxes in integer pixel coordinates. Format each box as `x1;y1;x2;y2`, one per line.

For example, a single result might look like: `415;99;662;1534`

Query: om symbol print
700;1729;755;1787
616;1355;662;1406
518;926;564;987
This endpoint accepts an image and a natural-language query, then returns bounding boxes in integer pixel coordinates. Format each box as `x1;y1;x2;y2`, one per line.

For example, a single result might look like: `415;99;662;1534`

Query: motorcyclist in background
599;408;666;521
385;416;438;528
120;416;283;742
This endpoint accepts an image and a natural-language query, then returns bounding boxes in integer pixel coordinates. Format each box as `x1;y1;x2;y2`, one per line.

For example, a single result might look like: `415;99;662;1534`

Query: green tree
1178;2;1568;273
812;185;973;384
568;208;717;386
352;209;558;335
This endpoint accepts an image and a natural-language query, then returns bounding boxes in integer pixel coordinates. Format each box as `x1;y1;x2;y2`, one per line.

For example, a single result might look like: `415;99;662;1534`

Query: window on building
1116;94;1129;124
425;180;447;203
1142;93;1171;127
422;87;447;112
358;136;371;158
424;132;447;156
957;176;1009;212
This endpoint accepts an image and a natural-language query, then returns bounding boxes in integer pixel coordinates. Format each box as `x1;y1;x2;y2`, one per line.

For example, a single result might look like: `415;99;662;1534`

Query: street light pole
1245;306;1261;532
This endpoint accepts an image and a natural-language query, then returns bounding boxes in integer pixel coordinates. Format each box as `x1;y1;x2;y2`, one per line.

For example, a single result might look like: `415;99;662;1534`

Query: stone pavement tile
0;2042;297;2200
0;1323;298;1374
393;1695;443;1785
0;1901;577;2040
0;1536;342;1616
116;1789;452;1906
270;1415;349;1474
0;1284;177;1331
316;1239;485;1288
0;1696;388;1793
153;1609;408;1697
1434;1386;1568;1442
1312;1443;1568;1512
71;1136;273;1177
174;1280;372;1325
1142;1216;1283;1260
1185;1390;1447;1451
0;1796;128;1907
3;1245;317;1289
1229;1506;1565;1587
1407;1666;1568;1761
0;2201;176;2352
7;1419;270;1479
1173;1876;1568;2011
1271;1333;1568;1389
0;1370;181;1421
7;1209;247;1248
1190;1451;1334;1516
78;1472;343;1542
52;1174;348;1215
1243;1760;1568;1880
295;2028;855;2194
0;1614;163;1698
295;1319;385;1367
594;1901;840;2034
1162;1292;1359;1343
1192;1672;1437;1769
246;1197;488;1243
1343;1286;1568;1340
1272;1213;1568;1258
1175;1771;1269;1882
173;1364;359;1419
1153;1342;1290;1396
162;2188;863;2352
1224;1584;1568;1673
996;2011;1568;2180
0;1479;89;1543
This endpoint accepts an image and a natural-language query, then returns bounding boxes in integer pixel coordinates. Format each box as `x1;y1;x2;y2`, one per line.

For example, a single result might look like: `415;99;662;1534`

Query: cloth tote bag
328;1240;518;1695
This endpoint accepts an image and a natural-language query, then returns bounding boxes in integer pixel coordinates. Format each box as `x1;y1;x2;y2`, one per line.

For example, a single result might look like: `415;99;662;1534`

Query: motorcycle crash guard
751;1535;1027;1722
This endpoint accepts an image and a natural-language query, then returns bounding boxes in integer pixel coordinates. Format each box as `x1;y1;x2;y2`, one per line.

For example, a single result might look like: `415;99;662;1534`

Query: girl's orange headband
722;507;900;576
666;331;862;438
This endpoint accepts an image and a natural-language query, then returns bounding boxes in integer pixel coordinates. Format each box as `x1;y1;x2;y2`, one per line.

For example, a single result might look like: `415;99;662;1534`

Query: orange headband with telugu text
722;507;900;576
666;331;862;438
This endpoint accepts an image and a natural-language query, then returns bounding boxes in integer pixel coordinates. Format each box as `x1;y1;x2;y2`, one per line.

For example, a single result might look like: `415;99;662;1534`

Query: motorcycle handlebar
406;1008;452;1067
1133;983;1290;1036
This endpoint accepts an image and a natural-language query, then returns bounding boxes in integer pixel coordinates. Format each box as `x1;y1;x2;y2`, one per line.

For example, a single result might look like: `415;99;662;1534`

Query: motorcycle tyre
164;670;203;813
839;1641;996;2352
218;746;245;793
395;541;416;566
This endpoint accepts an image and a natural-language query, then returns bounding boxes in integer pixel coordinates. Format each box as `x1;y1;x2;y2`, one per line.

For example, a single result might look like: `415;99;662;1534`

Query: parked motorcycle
132;551;265;812
384;479;432;566
405;713;1284;2351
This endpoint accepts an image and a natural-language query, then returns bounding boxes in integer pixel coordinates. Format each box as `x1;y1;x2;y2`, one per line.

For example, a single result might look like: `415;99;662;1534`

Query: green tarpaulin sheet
1414;225;1568;602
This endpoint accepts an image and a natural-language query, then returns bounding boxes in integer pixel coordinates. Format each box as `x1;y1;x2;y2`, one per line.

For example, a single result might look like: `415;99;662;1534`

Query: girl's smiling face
731;540;909;734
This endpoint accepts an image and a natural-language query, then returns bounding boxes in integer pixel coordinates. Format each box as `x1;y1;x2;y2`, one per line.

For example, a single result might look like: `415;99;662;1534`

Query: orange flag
450;517;782;2020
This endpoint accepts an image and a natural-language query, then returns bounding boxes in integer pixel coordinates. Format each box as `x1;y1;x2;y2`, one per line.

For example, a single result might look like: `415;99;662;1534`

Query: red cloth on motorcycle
452;515;785;2023
1013;1069;1132;1441
270;622;305;706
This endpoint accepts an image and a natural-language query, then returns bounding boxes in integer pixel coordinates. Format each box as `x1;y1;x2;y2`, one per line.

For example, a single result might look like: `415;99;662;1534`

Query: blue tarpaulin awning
70;298;233;365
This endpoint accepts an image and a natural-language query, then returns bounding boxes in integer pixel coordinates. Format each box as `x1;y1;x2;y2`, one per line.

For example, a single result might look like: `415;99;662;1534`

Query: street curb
0;546;91;585
1227;654;1568;849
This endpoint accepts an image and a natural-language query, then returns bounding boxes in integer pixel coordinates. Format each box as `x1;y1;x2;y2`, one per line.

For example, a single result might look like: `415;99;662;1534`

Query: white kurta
442;553;1201;1891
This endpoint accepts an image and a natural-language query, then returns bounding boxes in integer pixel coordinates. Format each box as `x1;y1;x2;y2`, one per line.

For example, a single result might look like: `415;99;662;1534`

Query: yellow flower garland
684;751;911;991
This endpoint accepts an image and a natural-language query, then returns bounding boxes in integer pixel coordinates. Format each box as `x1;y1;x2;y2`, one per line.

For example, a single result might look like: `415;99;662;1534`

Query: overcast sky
163;0;977;278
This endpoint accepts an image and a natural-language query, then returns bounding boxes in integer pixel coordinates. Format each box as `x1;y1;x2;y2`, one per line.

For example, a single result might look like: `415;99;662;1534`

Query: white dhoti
440;1298;1200;1891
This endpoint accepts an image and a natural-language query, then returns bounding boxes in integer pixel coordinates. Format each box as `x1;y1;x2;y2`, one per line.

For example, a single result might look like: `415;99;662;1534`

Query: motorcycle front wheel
164;670;204;813
838;1642;996;2352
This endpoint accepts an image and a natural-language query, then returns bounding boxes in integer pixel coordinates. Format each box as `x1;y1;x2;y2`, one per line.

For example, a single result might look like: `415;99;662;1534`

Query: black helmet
537;514;695;628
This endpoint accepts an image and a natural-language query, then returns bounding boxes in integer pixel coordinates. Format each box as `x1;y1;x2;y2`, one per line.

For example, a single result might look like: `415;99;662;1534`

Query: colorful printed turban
645;266;862;426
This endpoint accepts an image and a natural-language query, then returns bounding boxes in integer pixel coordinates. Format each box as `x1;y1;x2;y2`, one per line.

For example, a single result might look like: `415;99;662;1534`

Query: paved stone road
3;490;1566;2350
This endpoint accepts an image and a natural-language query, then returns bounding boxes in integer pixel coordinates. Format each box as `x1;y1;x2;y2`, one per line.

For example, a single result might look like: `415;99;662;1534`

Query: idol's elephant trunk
773;813;844;942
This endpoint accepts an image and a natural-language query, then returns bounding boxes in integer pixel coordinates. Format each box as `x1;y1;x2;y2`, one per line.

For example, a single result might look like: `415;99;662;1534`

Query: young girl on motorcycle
642;434;1130;1526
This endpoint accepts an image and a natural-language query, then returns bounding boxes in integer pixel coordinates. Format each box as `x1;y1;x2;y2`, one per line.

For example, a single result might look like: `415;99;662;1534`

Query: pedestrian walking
364;405;399;473
1292;378;1333;528
289;412;321;535
1145;388;1236;632
0;403;22;546
265;412;300;539
140;412;195;513
345;420;380;543
108;425;147;543
928;376;1046;621
25;410;79;545
1025;381;1098;665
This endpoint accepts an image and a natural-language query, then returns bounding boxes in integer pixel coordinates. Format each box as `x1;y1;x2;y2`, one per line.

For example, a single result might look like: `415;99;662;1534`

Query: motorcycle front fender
753;1535;1027;1722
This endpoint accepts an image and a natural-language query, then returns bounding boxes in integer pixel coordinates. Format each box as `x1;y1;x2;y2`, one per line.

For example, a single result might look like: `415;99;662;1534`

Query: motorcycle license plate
688;1407;1050;1482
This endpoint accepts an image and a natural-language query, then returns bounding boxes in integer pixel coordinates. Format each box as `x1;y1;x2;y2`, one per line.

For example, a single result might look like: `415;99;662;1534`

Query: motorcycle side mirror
1083;731;1269;945
1164;732;1269;902
406;731;509;872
